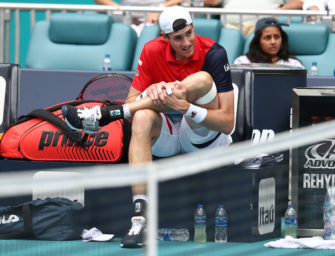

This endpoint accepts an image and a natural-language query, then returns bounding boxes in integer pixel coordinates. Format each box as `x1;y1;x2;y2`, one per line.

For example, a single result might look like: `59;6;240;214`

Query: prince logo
38;130;109;150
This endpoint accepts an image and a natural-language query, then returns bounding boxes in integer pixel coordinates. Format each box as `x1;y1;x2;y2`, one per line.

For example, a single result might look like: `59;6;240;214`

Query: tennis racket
77;73;133;103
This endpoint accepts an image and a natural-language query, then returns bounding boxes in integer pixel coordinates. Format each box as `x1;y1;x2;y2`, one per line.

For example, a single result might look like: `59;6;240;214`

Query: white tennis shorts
152;113;232;157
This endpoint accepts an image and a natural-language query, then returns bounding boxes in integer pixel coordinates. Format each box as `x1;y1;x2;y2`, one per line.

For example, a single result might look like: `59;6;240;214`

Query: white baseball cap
159;6;193;34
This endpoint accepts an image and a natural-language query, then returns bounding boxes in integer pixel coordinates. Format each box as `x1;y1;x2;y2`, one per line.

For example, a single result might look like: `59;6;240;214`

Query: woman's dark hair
246;26;290;63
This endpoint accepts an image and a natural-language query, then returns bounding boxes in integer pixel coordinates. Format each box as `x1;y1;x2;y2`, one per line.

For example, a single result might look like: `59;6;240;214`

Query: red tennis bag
0;100;130;163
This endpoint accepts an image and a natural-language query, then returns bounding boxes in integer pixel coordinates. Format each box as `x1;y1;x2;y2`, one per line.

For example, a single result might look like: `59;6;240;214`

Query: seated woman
234;17;304;68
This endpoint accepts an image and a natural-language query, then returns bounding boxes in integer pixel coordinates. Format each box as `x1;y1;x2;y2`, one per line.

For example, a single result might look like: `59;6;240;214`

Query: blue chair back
131;25;160;71
277;16;304;24
283;24;334;76
218;27;245;64
242;33;254;54
25;12;137;71
193;18;222;42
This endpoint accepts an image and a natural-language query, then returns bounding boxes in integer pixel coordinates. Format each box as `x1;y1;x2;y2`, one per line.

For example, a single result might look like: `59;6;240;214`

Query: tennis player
62;6;234;248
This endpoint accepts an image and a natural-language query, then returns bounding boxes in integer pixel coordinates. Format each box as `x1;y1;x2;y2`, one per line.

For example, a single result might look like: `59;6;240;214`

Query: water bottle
102;54;112;71
284;203;297;238
309;62;318;76
194;204;206;242
157;228;189;241
324;194;332;240
215;205;228;243
323;188;335;240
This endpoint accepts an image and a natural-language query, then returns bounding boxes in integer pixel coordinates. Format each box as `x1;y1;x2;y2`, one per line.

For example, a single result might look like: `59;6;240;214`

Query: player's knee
186;71;214;103
198;71;213;91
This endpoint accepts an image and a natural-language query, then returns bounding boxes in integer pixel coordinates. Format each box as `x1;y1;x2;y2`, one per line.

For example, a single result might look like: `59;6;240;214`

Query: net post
146;163;158;256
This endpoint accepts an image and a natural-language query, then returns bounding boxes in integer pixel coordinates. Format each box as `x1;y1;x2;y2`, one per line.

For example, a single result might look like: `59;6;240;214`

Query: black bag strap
22;204;33;238
27;109;82;145
11;100;103;127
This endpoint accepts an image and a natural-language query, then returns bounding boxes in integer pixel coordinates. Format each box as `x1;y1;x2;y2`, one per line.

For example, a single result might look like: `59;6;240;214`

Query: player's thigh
152;113;181;157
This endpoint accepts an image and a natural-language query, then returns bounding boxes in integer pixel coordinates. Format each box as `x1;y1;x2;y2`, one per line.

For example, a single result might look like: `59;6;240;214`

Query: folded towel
81;227;114;242
265;236;335;249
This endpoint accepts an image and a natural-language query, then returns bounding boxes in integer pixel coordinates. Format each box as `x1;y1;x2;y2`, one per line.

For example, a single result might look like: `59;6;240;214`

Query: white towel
264;236;335;249
81;227;114;242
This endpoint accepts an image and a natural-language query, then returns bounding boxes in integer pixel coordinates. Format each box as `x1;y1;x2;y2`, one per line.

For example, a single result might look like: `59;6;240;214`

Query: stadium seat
193;18;222;42
242;33;253;55
242;24;334;76
218;27;245;65
193;18;245;65
277;16;304;24
25;12;137;71
284;24;334;76
131;25;160;71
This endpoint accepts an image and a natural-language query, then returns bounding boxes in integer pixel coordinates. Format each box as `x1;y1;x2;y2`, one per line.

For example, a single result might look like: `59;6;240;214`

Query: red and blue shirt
132;34;233;93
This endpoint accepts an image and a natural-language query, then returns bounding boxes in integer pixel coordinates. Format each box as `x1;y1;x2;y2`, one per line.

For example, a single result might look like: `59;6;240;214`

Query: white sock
122;104;131;118
133;195;148;202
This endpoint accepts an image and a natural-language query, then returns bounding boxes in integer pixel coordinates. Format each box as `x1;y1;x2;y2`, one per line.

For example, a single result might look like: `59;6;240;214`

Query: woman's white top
234;55;305;69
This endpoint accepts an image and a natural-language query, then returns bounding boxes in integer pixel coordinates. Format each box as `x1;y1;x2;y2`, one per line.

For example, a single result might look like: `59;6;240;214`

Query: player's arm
126;42;171;105
200;43;235;134
126;86;142;103
94;0;120;6
278;0;303;9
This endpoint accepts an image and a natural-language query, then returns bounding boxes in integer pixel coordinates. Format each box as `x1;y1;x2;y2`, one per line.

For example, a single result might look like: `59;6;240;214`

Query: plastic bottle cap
197;204;204;207
105;54;110;57
312;61;317;65
288;204;294;207
218;204;224;208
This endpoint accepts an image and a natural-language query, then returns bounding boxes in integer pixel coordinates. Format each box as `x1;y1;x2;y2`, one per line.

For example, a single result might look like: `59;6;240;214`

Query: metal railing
0;2;332;66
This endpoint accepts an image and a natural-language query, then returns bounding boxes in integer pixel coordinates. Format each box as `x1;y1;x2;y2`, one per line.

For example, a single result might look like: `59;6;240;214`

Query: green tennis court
1;238;334;256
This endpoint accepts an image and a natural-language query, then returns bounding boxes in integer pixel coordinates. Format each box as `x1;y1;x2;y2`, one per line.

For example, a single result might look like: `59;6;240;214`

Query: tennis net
1;119;335;256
